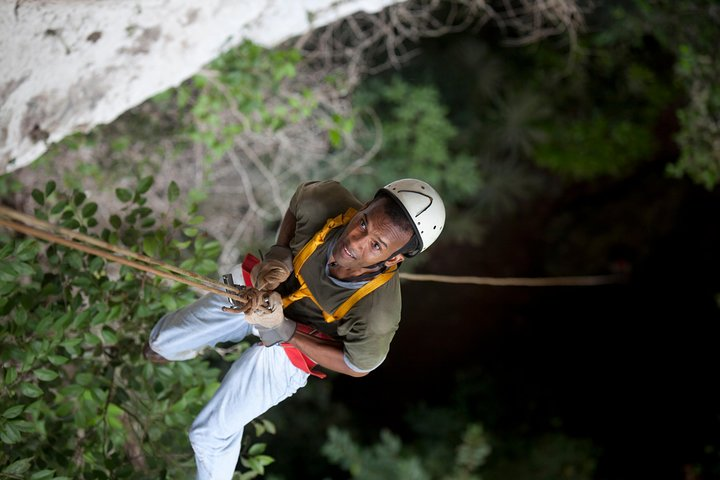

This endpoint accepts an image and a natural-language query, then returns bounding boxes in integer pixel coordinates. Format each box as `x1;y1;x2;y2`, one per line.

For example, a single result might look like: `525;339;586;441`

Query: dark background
268;160;720;478
263;4;720;476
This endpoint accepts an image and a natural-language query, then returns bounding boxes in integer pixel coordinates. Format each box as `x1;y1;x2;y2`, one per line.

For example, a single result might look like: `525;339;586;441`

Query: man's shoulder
296;180;359;205
292;181;362;226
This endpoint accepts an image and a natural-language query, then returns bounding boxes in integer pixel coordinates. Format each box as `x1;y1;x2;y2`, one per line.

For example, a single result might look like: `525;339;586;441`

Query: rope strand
0;216;249;304
0;205;240;294
0;205;626;292
399;272;626;286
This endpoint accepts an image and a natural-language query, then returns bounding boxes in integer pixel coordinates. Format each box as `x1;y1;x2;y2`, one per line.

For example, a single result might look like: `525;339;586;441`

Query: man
145;178;445;479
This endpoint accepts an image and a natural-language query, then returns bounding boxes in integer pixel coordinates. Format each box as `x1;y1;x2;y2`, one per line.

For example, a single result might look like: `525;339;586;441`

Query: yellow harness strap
282;208;398;323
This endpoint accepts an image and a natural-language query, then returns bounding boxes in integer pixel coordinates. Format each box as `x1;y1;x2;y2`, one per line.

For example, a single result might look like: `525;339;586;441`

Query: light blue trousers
149;291;310;480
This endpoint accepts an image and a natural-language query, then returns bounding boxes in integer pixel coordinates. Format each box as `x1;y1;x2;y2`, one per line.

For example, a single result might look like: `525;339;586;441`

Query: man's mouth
342;243;356;259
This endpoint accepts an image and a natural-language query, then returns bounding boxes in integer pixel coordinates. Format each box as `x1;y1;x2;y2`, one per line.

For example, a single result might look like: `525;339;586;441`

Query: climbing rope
0;205;249;304
0;205;625;291
398;272;625;286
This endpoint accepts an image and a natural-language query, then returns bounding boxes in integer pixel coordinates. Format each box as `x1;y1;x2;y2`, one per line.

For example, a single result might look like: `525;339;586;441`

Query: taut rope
0;205;626;290
0;205;249;304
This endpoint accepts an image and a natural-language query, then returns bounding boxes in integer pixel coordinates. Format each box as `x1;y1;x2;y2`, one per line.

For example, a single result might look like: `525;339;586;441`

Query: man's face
330;198;413;271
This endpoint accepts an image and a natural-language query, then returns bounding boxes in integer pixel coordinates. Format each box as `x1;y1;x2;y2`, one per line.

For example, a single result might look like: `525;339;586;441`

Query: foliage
28;39;359;268
345;76;486;247
588;0;720;188
0;176;22;199
484;434;596;480
534;115;655;180
393;1;718;190
528;36;675;181
487;90;550;162
161;40;320;163
349;76;482;205
322;423;490;480
0;179;274;479
668;44;720;189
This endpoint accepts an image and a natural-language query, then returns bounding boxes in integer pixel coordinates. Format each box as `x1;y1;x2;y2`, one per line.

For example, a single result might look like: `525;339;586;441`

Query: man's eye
360;220;367;230
372;242;380;250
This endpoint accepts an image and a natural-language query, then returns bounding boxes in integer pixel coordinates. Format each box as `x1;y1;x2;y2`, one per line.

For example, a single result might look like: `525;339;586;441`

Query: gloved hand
251;245;293;291
244;291;296;346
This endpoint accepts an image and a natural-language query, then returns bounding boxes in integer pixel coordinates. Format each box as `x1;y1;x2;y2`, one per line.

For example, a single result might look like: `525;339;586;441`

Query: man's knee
189;418;238;455
143;339;169;364
188;423;205;451
145;315;202;361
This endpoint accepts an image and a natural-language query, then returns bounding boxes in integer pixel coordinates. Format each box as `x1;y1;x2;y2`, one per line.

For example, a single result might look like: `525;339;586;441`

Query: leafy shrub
322;423;490;480
349;77;483;205
534;115;655;180
0;179;272;479
668;44;720;189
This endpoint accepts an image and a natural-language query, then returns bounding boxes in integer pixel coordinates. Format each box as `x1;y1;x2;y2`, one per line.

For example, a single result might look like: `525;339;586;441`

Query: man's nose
347;229;366;249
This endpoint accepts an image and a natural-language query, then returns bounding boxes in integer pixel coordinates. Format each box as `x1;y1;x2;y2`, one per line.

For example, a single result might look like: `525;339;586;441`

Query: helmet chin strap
328;258;387;282
339;260;394;283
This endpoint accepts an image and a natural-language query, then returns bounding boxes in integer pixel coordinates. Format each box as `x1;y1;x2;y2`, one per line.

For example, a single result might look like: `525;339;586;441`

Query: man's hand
251;245;293;291
244;292;285;328
221;287;265;315
234;291;296;346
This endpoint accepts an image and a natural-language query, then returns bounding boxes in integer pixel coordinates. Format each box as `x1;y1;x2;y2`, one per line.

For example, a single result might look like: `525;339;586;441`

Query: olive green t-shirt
277;181;402;372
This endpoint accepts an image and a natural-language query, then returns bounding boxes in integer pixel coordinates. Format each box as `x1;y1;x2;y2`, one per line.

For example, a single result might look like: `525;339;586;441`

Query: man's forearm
276;210;297;248
288;332;367;377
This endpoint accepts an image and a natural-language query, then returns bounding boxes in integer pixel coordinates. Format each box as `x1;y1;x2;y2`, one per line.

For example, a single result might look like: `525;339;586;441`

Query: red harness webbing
241;254;327;379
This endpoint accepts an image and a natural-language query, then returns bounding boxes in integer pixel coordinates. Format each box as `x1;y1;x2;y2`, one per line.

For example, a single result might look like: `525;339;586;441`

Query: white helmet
380;179;446;256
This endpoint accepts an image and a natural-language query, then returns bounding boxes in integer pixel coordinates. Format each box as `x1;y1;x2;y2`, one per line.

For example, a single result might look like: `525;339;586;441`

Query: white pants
148;292;310;480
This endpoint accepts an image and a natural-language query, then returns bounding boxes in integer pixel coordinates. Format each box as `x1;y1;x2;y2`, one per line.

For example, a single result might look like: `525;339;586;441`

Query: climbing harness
281;208;398;323
240;253;328;378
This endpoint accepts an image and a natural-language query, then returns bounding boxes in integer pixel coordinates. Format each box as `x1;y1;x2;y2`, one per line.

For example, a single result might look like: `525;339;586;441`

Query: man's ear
384;253;405;268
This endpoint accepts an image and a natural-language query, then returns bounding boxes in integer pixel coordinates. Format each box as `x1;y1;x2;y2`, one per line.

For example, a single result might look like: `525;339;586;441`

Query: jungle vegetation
1;0;719;478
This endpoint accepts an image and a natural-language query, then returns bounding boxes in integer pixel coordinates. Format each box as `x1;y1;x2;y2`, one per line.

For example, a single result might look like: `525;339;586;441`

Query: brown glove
221;287;266;314
244;292;285;328
244;292;297;346
251;245;293;291
238;288;265;314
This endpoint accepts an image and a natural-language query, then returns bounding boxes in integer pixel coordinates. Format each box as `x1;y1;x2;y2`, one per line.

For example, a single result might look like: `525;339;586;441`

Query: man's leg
147;293;252;361
189;343;310;480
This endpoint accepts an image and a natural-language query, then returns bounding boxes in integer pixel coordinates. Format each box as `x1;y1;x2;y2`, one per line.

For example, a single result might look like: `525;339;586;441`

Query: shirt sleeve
337;280;402;372
287;181;362;255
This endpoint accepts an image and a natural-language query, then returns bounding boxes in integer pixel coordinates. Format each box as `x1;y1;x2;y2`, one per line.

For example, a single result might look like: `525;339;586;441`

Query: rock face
0;0;399;173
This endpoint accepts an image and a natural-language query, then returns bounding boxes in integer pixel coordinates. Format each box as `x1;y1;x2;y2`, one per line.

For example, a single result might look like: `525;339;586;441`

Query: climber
144;178;445;480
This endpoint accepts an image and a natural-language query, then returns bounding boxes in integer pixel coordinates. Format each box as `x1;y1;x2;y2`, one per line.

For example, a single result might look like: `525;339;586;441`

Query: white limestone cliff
0;0;400;173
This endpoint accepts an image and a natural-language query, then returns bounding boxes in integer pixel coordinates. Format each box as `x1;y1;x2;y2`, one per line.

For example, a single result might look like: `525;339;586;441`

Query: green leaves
348;76;482;207
2;457;32;476
81;202;98;218
2;405;24;419
173;40;317;163
4;368;18;385
19;382;43;398
115;188;132;203
669;44;720;189
34;368;58;382
142;235;159;258
109;214;121;229
137;176;154;194
1;181;241;478
0;427;20;445
240;437;276;477
168;180;180;202
32;189;44;206
45;180;56;197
